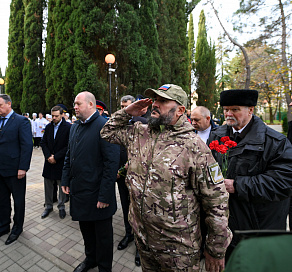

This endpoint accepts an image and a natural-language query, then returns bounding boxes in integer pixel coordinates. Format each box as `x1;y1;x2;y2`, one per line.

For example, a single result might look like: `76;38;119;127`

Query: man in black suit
62;92;119;272
40;105;71;219
0;94;33;245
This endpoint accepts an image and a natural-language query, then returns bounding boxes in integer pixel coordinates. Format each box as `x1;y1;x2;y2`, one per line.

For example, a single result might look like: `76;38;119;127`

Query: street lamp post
0;78;4;94
105;54;115;115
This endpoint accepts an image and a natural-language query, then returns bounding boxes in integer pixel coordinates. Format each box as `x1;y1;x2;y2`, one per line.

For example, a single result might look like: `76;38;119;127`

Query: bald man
191;106;217;143
61;92;120;272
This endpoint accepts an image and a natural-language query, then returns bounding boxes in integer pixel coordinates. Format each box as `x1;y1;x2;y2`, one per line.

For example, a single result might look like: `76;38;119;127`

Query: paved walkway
0;149;142;272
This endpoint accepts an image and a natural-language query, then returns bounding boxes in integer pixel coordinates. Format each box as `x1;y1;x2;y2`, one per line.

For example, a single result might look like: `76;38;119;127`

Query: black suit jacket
41;118;71;180
0;111;33;177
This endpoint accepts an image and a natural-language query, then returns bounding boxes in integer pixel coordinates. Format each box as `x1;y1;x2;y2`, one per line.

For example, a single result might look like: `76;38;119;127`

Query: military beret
96;100;107;110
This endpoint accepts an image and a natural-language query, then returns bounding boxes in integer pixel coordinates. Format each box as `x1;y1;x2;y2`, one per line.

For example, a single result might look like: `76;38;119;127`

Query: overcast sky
0;0;242;77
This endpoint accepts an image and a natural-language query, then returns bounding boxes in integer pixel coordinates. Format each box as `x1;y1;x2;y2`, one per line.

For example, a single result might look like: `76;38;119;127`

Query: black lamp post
0;78;4;94
105;54;115;114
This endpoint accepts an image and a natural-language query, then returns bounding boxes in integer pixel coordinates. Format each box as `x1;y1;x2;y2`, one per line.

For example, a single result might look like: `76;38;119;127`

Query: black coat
41;118;71;180
61;112;120;221
208;116;292;248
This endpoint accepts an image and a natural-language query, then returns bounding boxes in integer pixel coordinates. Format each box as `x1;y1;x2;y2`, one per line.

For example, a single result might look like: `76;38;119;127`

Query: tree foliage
194;10;217;111
188;13;195;99
21;0;46;113
6;0;200;113
156;0;190;98
234;0;292;120
5;0;25;113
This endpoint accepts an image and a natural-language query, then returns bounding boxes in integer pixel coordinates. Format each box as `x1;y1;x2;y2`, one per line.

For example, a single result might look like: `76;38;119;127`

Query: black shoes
73;260;97;272
117;234;134;250
41;208;53;219
5;232;21;245
59;209;66;219
135;248;141;266
0;229;10;237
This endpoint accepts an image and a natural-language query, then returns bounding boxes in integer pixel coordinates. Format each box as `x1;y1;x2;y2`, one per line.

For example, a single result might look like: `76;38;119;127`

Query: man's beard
226;117;239;127
147;107;177;129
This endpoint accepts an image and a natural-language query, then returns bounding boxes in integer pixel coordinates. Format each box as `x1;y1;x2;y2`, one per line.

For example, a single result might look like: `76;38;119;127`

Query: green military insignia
208;162;224;184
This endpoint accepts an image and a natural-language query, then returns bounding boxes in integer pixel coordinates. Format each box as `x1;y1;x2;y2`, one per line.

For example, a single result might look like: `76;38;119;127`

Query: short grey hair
193;106;210;118
121;95;135;103
0;94;12;103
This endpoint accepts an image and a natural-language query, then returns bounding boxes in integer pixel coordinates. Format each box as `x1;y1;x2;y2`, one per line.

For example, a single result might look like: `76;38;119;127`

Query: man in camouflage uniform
101;84;232;272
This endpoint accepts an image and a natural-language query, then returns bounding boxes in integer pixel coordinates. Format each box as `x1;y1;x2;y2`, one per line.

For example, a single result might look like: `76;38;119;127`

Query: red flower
209;140;219;150
224;140;237;148
209;136;237;178
220;136;230;143
218;145;228;154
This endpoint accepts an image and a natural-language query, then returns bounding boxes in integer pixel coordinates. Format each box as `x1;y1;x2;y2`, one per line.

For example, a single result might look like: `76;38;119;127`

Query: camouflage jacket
101;109;232;258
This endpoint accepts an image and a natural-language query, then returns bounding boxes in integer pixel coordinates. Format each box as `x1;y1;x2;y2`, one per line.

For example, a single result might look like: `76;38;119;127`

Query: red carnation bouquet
209;136;237;178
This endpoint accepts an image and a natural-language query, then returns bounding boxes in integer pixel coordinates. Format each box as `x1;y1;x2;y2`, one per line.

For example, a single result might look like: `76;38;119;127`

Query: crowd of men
0;84;292;272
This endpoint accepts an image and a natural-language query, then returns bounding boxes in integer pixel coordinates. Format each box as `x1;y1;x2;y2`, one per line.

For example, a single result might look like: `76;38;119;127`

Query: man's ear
249;106;254;115
177;105;185;117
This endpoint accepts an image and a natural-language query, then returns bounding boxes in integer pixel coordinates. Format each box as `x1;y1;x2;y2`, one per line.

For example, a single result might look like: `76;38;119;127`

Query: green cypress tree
21;0;46;113
113;1;145;98
5;0;25;113
194;10;216;111
157;0;189;95
44;0;56;109
71;0;110;101
48;0;76;110
137;0;161;89
188;13;195;101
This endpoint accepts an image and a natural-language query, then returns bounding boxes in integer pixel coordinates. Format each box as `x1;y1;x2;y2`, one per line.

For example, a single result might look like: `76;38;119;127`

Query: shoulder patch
208;162;224;184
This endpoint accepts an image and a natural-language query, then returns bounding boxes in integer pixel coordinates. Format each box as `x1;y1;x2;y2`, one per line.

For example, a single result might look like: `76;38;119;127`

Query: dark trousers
0;174;26;235
117;177;132;236
44;178;66;210
79;217;113;272
34;137;41;147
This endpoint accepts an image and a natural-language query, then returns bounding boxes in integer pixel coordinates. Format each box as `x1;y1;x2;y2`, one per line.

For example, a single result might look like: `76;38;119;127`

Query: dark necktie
0;117;6;129
233;131;240;142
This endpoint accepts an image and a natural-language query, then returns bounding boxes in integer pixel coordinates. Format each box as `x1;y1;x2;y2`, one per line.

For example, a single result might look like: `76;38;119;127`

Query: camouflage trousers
136;237;200;272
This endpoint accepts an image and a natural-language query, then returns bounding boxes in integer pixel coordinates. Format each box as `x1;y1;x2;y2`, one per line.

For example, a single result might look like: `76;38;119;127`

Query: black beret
56;104;68;112
220;89;258;106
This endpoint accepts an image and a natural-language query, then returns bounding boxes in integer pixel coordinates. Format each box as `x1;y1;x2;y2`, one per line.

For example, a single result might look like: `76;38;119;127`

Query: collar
1;109;14;119
81;111;96;124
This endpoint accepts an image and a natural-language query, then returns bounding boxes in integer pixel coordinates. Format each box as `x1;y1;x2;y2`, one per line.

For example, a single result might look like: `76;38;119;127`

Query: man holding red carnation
208;89;292;263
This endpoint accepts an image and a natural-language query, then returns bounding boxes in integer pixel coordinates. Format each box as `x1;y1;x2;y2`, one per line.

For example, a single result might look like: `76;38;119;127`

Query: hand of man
125;98;152;116
48;155;56;164
224;179;235;193
97;201;109;209
17;170;26;179
62;186;70;194
204;250;225;272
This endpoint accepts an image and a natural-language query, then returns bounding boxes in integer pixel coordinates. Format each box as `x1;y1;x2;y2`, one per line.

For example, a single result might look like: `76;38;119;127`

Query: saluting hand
125;98;152;117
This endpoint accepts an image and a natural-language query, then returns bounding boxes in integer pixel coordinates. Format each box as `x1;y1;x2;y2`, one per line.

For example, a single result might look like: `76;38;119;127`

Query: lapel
0;112;16;139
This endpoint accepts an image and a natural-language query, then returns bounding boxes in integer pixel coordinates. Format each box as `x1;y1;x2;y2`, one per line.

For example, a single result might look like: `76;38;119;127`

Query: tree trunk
208;0;250;89
269;105;274;124
279;0;292;121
